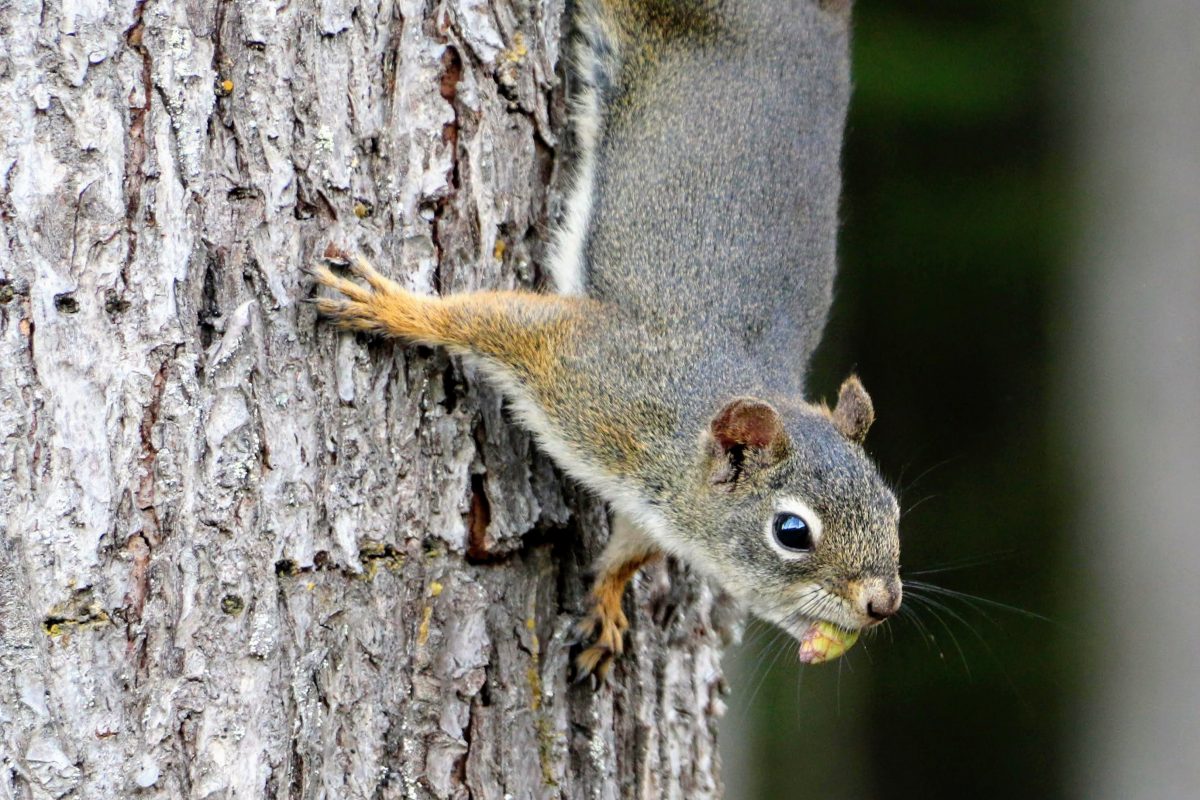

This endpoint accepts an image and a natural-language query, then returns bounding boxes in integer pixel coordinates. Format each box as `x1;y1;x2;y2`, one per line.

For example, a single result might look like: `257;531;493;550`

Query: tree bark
0;1;738;798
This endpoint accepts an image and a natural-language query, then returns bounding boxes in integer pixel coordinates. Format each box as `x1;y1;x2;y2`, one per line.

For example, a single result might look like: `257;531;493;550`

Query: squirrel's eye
773;513;812;552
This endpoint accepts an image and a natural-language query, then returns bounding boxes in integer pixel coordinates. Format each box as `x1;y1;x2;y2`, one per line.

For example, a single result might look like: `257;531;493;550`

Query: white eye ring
765;497;824;560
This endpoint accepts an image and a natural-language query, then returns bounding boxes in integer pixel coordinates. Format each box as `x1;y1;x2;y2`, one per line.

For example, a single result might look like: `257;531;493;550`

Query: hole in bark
199;254;220;349
227;186;262;201
288;741;304;797
439;47;462;151
550;514;588;612
426;200;450;293
293;174;324;220
220;594;244;615
53;293;79;314
243;259;260;292
440;364;459;413
294;198;317;220
465;472;493;561
104;289;130;316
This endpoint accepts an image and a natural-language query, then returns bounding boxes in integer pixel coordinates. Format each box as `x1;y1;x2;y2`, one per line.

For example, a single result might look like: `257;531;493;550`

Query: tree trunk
1066;2;1200;797
0;1;738;797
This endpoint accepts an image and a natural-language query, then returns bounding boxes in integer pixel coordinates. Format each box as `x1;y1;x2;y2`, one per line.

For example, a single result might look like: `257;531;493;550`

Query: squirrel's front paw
572;596;629;684
304;249;406;333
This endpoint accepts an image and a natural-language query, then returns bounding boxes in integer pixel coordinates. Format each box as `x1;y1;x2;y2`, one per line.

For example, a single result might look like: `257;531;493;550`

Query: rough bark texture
0;1;738;798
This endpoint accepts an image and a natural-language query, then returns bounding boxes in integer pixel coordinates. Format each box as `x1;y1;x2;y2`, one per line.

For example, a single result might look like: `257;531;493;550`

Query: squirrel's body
310;0;901;677
565;0;848;382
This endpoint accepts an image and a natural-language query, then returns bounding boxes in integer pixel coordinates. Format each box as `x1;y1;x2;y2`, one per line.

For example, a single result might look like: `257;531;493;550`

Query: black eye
773;513;812;552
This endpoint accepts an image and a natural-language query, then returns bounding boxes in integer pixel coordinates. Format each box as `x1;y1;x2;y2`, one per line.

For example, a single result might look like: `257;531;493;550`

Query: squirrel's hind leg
574;514;662;682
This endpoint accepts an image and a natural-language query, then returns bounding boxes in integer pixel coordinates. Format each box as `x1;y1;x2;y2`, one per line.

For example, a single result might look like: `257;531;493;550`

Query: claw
572;645;612;686
347;255;405;295
304;250;417;339
570;602;627;687
309;297;349;317
571;659;598;687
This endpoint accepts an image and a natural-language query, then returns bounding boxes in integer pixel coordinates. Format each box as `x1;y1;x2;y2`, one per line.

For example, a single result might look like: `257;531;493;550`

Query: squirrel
307;0;902;679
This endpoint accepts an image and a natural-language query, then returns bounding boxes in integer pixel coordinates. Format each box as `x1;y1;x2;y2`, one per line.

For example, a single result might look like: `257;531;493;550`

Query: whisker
728;616;790;681
792;660;808;724
901;493;940;520
904;592;1033;713
897;455;961;496
905;580;1055;625
836;654;846;716
905;594;972;679
905;550;1019;577
896;604;941;657
741;627;794;713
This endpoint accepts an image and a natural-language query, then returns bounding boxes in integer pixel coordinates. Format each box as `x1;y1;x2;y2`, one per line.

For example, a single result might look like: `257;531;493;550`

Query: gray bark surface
0;1;736;797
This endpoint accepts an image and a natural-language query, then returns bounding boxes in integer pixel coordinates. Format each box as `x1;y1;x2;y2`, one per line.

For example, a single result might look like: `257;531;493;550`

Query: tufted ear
705;398;790;486
831;375;875;444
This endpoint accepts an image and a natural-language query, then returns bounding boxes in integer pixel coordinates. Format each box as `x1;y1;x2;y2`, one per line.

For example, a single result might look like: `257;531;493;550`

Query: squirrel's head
687;375;901;663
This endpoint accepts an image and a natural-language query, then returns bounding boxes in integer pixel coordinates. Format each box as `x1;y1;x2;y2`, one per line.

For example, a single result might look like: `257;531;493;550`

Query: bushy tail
543;0;625;297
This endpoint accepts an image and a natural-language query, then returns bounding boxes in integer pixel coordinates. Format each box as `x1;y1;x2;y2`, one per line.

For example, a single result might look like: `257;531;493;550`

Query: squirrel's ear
705;398;790;486
831;375;875;443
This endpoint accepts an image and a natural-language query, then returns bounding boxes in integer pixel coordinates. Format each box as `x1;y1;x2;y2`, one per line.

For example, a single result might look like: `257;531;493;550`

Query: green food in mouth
797;621;860;664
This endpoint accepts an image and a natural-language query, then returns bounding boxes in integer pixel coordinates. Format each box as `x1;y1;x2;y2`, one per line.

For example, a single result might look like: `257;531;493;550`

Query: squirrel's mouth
797;620;860;664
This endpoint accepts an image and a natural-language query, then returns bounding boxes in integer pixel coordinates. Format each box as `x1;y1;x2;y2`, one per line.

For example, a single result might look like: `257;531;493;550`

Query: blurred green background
725;2;1077;797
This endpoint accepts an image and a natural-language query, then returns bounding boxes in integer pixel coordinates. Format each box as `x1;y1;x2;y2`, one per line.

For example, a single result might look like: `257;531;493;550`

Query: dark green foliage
745;1;1073;797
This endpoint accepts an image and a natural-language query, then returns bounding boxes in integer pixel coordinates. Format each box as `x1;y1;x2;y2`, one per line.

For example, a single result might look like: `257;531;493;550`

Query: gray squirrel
309;0;902;678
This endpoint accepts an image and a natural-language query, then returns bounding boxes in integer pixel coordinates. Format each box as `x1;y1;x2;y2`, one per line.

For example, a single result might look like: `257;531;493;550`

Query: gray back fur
578;0;851;400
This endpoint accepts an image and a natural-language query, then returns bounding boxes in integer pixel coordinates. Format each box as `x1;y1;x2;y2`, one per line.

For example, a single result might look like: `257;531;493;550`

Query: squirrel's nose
860;580;902;623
